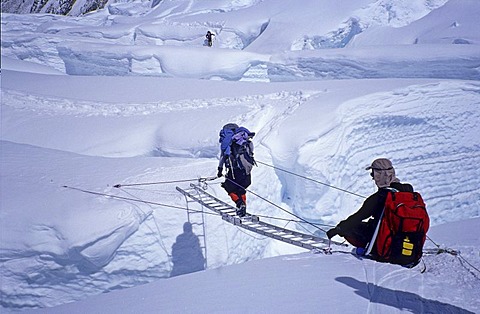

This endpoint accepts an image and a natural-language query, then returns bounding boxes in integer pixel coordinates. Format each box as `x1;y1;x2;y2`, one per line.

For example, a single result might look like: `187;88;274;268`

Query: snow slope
1;0;479;312
27;218;480;314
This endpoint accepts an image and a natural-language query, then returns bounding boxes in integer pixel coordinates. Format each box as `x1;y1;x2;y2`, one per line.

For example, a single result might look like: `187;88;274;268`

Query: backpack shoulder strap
365;206;385;256
365;188;397;255
383;187;399;201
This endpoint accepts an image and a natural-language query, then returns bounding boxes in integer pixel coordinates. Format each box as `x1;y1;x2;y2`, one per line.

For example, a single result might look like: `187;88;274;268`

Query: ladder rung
176;184;346;253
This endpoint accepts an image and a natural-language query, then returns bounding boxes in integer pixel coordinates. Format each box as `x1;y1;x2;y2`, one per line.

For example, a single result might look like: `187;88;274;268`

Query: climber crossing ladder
176;183;347;252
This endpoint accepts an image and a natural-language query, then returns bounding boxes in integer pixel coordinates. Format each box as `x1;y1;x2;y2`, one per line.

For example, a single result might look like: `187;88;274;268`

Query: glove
217;167;223;177
326;227;339;239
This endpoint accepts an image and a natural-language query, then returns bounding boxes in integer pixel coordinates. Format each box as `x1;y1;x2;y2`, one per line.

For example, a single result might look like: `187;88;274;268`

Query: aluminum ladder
176;183;346;251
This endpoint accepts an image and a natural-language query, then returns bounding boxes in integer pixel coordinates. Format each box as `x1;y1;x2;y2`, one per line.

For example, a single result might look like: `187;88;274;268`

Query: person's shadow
336;277;474;313
170;222;205;277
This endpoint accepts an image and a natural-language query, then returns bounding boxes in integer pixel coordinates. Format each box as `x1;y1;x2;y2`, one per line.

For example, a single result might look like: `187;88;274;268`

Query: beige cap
365;158;394;171
366;158;399;188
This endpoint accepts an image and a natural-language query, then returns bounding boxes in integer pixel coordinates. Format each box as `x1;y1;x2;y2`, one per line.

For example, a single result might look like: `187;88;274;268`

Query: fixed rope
256;160;367;199
63;185;218;216
63;184;333;228
425;234;480;277
66;162;478;274
223;177;328;233
113;178;206;188
223;161;478;271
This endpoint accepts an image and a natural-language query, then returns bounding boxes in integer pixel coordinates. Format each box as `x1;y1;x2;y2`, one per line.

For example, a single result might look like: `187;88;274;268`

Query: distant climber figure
206;30;215;47
217;123;256;217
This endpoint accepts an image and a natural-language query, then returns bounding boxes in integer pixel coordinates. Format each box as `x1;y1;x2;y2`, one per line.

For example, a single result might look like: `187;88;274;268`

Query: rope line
62;184;331;228
62;185;219;216
256;160;367;199
426;235;480;277
224;177;327;233
113;178;209;188
253;161;480;273
457;254;480;278
218;164;479;274
117;187;173;267
65;158;479;275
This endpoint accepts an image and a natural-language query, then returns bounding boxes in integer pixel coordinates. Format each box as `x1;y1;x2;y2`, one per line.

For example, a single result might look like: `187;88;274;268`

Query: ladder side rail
178;187;208;269
191;185;345;246
178;185;346;251
189;184;238;210
224;216;325;249
251;219;335;245
223;216;318;251
177;186;237;216
192;187;209;270
187;185;328;241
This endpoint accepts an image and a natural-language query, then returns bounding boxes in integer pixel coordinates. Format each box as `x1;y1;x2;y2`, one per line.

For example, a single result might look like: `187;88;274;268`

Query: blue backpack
219;123;238;157
219;124;256;174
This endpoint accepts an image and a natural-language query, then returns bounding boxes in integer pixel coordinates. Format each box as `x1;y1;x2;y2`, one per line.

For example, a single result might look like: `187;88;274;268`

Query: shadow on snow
170;222;205;277
336;276;474;314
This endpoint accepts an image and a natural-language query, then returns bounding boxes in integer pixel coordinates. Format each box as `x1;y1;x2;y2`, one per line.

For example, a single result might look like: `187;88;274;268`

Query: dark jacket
337;181;413;236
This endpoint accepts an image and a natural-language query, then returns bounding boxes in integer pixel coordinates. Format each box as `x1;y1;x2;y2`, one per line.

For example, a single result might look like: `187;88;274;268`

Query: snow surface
1;0;479;312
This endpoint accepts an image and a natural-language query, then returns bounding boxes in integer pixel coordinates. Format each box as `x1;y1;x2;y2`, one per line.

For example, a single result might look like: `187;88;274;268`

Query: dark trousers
342;221;376;251
222;167;251;199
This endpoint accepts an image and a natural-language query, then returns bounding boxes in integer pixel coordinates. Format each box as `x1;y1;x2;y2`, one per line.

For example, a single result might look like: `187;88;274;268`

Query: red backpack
373;191;430;267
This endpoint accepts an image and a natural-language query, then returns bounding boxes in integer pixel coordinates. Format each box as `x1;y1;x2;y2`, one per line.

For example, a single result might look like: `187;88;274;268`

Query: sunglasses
370;167;393;178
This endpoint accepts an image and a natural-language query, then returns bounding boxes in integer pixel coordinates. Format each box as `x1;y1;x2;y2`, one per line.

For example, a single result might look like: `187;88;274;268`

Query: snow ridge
289;81;480;225
1;0;480;311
